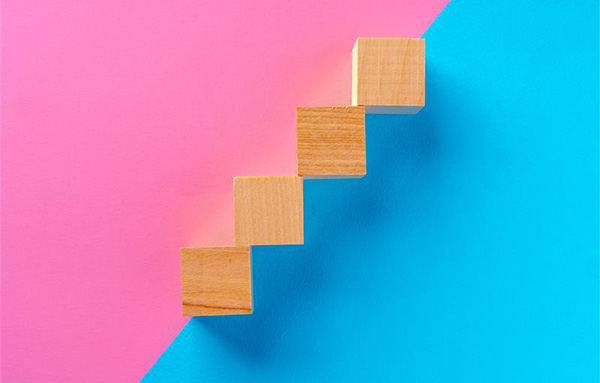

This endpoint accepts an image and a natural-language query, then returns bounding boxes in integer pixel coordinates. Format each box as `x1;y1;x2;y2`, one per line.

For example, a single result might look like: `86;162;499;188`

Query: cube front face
234;176;304;245
181;246;252;316
297;106;366;178
352;38;425;113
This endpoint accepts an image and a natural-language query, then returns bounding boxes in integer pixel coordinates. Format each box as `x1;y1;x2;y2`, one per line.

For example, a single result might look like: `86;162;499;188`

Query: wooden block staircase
181;37;426;316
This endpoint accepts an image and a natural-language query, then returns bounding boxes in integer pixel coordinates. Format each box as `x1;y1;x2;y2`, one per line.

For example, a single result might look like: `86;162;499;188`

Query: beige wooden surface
297;106;366;178
234;176;304;245
181;246;252;316
352;38;425;114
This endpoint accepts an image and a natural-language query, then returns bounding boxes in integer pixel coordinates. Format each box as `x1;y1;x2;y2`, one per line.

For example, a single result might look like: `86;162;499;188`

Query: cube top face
181;246;252;316
352;38;425;112
297;106;366;179
234;176;304;245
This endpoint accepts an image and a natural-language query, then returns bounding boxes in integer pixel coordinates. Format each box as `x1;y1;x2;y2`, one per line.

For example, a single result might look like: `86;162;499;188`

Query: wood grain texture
181;246;252;316
234;176;304;245
297;106;366;178
352;38;425;114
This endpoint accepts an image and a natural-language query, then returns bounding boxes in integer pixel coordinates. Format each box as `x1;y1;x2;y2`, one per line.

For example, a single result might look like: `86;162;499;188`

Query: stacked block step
181;246;253;316
234;176;304;246
352;38;425;114
297;106;366;179
181;38;425;316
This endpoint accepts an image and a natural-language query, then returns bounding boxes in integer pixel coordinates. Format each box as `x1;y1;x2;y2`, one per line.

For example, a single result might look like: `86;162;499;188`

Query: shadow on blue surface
198;65;446;362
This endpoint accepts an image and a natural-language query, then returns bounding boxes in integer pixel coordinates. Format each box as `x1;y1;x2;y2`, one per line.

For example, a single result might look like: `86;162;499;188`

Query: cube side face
354;38;425;109
181;246;252;316
297;106;366;178
234;176;304;245
352;41;359;106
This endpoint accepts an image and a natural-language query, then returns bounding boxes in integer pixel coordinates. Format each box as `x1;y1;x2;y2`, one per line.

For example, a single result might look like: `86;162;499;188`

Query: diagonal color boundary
141;0;599;381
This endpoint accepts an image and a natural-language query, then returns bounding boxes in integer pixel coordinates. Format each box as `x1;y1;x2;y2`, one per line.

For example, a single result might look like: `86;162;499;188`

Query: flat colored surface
143;0;599;382
1;0;448;382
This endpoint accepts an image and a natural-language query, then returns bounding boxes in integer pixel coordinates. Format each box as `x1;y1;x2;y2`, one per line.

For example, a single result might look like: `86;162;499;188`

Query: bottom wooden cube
181;246;252;316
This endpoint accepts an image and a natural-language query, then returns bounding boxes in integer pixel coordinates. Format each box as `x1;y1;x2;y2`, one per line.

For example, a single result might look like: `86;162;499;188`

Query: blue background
143;0;599;381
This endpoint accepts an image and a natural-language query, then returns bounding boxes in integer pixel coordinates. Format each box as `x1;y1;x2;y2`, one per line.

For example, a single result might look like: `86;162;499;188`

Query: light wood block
297;106;366;179
234;176;304;245
352;38;425;114
181;246;252;316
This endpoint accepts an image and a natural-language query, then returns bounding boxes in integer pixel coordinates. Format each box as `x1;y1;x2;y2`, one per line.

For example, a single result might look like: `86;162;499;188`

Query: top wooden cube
352;38;425;114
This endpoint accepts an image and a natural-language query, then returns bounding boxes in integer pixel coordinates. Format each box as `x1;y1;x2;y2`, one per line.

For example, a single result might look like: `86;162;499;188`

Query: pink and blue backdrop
3;1;599;382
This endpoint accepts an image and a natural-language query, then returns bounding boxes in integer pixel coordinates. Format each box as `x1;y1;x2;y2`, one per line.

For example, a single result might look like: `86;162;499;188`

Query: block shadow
195;64;461;365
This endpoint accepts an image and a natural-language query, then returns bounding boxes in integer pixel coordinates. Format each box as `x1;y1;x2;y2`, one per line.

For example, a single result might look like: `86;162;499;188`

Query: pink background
2;1;448;382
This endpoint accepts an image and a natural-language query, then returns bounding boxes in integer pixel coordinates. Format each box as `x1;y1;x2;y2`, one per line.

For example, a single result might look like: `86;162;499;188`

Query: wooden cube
234;176;304;245
297;106;366;178
181;246;252;316
352;38;425;114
